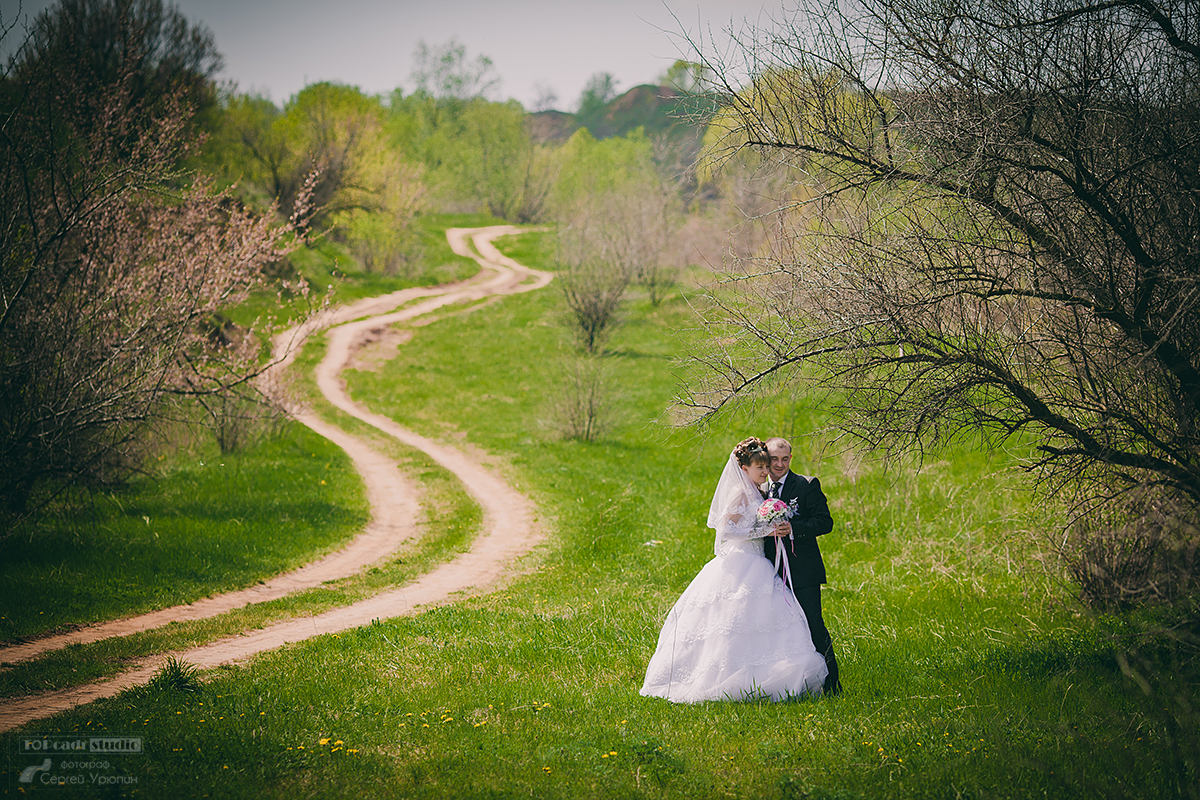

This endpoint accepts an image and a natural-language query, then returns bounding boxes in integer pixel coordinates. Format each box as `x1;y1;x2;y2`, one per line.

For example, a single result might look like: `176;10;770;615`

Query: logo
14;734;145;790
89;737;142;754
18;759;51;784
20;736;142;754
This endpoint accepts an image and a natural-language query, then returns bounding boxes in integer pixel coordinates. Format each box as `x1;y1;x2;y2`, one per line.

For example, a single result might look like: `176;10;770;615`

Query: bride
640;437;828;702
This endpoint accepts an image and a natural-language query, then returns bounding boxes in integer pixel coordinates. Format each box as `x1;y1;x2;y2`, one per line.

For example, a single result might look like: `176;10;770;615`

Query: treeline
191;38;714;281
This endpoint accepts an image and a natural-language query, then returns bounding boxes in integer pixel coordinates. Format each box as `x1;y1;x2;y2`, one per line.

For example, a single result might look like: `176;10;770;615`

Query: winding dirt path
0;226;551;733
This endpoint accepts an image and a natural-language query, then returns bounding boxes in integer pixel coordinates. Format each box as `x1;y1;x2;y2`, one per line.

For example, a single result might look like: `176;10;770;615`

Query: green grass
0;425;368;644
227;212;500;334
492;228;558;268
0;307;486;699
2;230;1195;798
0;428;480;700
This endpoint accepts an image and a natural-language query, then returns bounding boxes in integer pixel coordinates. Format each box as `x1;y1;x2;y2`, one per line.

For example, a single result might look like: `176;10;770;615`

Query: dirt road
0;226;551;733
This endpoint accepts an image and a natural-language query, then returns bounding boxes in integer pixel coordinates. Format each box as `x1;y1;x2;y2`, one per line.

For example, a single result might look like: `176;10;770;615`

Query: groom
762;437;842;695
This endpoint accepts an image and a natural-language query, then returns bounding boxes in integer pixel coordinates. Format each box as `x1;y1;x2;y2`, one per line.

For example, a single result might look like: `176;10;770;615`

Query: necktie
771;481;781;498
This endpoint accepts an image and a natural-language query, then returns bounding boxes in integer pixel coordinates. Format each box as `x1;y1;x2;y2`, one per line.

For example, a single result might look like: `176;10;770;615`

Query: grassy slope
3;230;1191;798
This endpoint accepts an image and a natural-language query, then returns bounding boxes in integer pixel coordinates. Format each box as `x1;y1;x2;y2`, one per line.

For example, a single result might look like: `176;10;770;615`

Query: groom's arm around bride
762;437;842;695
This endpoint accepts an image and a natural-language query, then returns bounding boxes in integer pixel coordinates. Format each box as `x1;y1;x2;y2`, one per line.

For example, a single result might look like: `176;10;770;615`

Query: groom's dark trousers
762;471;841;694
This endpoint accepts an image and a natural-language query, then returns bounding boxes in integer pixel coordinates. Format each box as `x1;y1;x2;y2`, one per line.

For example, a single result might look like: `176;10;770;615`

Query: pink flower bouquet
756;498;791;526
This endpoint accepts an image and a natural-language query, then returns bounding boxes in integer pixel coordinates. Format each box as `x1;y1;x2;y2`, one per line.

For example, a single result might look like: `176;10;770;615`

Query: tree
10;0;223;137
392;40;549;221
551;129;681;305
685;0;1200;596
556;226;632;354
277;84;425;271
423;98;546;221
203;91;291;207
576;72;618;120
208;83;425;273
533;83;559;112
409;38;499;104
0;0;305;523
660;59;710;94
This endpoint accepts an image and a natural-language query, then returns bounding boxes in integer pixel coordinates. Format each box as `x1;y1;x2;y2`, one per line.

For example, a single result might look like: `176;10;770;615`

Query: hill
527;83;713;164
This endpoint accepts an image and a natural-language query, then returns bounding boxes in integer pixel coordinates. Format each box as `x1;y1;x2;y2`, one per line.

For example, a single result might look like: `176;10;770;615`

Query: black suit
762;471;841;694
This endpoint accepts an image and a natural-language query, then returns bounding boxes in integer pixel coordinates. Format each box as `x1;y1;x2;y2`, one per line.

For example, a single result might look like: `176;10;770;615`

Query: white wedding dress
640;453;828;703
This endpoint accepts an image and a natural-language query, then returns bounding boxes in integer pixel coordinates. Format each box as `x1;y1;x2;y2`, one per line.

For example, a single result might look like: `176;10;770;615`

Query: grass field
2;227;1195;799
0;426;368;645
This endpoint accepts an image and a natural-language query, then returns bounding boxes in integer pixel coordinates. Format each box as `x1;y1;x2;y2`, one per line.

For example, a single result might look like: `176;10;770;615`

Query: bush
1064;491;1200;610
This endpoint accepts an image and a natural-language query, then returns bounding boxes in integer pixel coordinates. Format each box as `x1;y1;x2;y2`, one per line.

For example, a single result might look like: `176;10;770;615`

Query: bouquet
755;498;792;529
756;498;797;591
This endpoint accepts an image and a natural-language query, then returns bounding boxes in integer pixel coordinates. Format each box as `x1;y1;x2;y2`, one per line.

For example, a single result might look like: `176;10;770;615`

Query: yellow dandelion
542;766;551;773
319;738;330;745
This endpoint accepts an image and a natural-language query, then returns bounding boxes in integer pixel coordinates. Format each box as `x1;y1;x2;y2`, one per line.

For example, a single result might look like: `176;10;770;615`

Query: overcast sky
1;0;777;110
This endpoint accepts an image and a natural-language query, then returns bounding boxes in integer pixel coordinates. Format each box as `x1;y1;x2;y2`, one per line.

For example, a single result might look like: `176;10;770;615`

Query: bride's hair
733;437;769;466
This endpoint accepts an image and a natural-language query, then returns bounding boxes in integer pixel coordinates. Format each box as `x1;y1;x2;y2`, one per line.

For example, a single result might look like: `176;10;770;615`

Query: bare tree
555;222;632;353
549;355;615;441
409;38;500;103
0;1;308;523
593;184;680;306
532;84;559;112
683;0;1200;572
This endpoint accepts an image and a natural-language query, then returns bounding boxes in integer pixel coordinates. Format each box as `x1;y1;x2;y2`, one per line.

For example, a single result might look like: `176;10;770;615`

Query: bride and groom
640;436;842;703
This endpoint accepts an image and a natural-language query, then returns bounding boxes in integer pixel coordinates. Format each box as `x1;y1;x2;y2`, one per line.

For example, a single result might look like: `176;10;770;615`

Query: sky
0;0;779;110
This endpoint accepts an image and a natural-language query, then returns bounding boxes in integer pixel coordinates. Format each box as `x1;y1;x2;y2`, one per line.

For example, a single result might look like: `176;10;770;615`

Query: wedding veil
706;451;764;554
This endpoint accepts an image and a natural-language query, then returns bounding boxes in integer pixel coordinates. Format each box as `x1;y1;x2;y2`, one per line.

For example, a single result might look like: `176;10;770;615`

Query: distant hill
526;83;714;159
